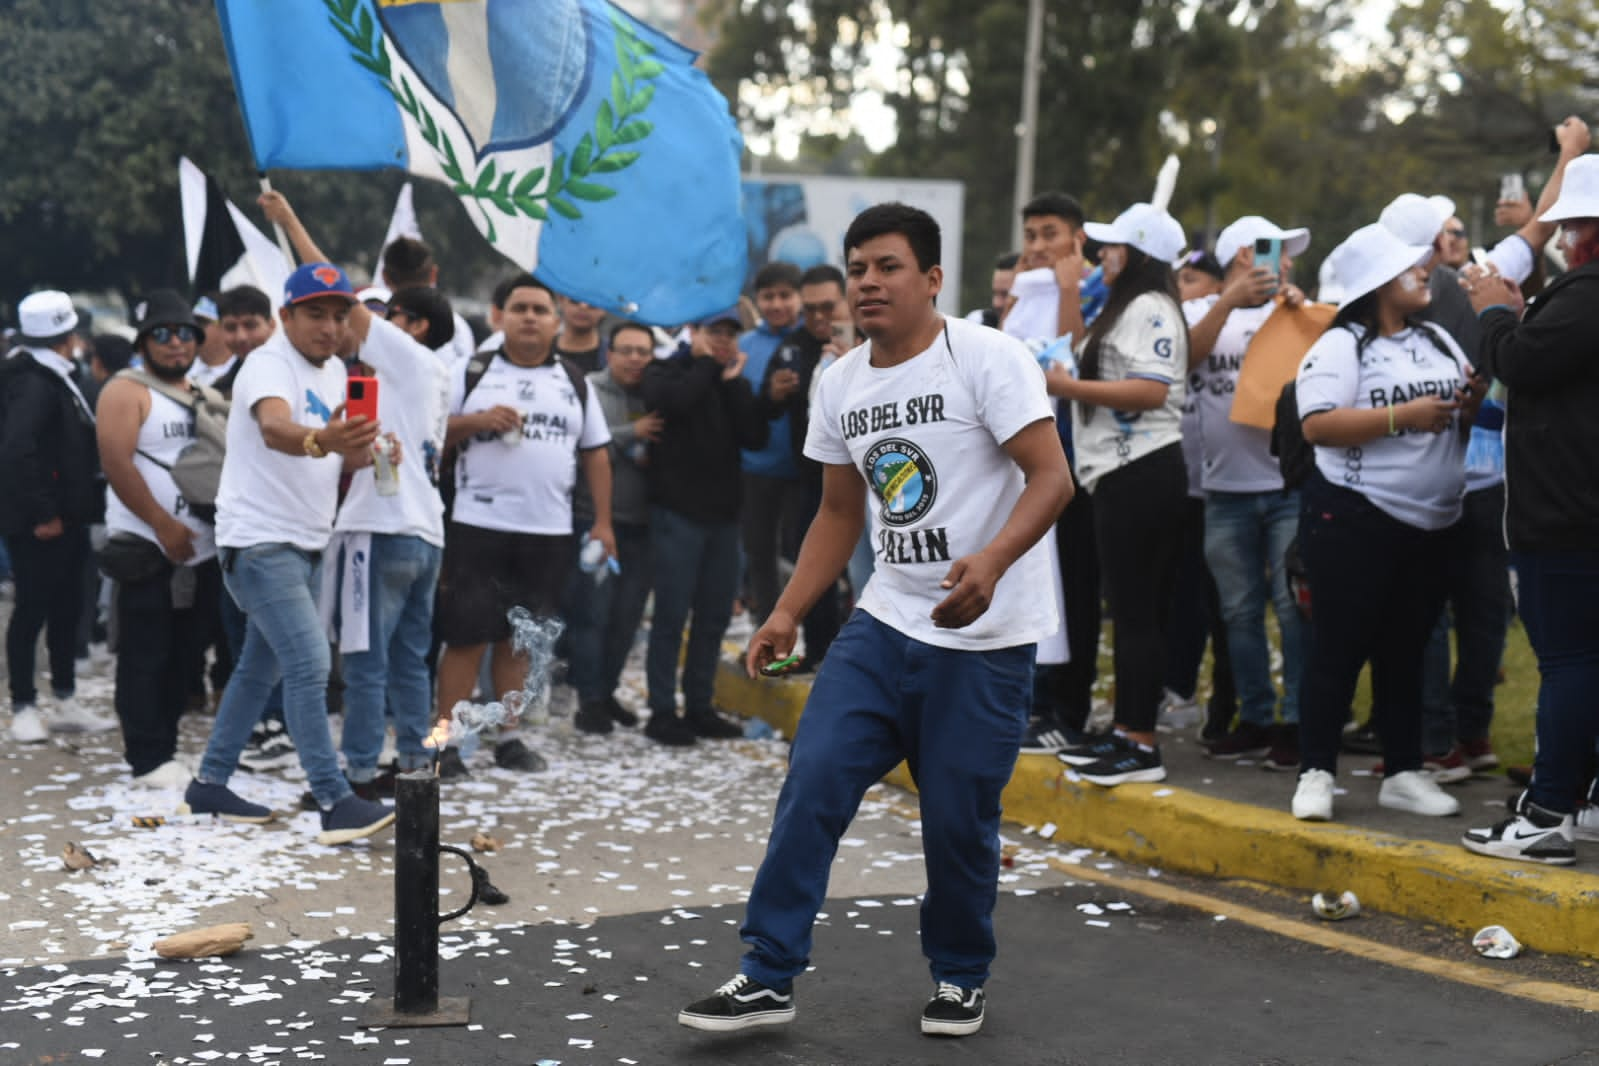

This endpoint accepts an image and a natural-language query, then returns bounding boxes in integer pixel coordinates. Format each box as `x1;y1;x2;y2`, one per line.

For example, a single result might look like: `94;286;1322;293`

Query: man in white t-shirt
97;291;221;788
1182;216;1312;768
379;236;477;365
183;260;396;847
679;204;1071;1039
434;275;615;774
260;192;452;797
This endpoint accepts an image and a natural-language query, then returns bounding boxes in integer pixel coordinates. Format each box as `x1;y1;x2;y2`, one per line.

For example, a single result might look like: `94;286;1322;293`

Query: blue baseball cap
696;308;742;329
284;262;358;307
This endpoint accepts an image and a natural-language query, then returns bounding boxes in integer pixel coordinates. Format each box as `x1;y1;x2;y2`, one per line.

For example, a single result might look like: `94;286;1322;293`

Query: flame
423;719;453;751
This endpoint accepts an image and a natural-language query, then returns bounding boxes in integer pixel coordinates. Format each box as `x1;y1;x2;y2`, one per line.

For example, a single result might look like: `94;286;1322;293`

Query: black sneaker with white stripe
1076;743;1166;786
678;973;795;1031
921;982;985;1036
1056;730;1133;767
1020;717;1072;755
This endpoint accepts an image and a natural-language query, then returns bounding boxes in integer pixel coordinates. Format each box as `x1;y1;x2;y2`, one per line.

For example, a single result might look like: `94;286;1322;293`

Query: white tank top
104;386;218;564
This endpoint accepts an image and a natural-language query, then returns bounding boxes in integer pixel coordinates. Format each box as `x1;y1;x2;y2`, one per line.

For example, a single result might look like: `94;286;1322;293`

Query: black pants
740;472;804;624
5;525;90;708
1040;469;1101;731
795;476;841;665
114;559;222;775
1165;496;1236;716
1092;444;1186;733
1298;470;1455;776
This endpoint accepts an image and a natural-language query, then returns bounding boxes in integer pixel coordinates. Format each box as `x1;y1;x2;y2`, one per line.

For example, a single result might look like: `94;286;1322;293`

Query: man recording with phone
1182;218;1312;768
756;264;853;670
183;260;398;847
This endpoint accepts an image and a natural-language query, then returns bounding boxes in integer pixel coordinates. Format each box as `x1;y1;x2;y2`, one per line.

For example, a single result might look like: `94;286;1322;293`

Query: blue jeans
1421;484;1511;754
339;535;442;778
646;507;739;715
1204;488;1304;726
1513;550;1599;814
198;544;350;809
740;611;1034;989
219;577;283;721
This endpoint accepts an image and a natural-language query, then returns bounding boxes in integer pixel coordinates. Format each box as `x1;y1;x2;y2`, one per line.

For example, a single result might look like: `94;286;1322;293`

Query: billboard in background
741;176;966;314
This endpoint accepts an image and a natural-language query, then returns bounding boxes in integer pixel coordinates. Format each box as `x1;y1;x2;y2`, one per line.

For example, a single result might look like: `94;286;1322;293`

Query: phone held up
1253;236;1283;294
346;376;379;423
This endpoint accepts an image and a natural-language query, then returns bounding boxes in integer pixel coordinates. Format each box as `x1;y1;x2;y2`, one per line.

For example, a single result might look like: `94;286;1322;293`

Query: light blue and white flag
213;0;747;325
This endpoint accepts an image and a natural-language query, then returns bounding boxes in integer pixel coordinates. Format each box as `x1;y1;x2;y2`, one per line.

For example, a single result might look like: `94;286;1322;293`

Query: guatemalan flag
213;0;748;325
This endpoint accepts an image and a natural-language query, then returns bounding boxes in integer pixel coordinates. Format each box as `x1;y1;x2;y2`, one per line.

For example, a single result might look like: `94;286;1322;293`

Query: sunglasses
147;325;200;344
1445;227;1468;240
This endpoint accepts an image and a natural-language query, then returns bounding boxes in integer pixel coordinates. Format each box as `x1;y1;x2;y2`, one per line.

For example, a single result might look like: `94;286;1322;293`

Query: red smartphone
346;376;379;422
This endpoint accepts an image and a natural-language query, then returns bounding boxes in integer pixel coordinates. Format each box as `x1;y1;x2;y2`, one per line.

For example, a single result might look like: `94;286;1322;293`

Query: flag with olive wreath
213;0;747;324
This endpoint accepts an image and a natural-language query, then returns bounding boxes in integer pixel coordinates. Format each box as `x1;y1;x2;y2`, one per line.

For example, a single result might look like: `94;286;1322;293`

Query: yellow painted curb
715;647;1599;959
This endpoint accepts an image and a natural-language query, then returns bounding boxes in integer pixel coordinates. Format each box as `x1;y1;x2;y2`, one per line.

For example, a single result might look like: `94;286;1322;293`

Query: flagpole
258;172;298;266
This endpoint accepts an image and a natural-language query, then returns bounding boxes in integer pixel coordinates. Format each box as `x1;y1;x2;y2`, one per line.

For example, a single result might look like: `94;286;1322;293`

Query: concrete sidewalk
713;649;1599;959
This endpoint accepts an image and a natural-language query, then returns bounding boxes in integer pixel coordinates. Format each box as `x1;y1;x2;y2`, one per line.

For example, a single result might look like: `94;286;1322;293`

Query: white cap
1316;256;1346;306
192;295;219;322
1215;216;1311;268
17;291;79;341
356;285;393;307
1540;155;1599;223
1323;223;1434;309
1378;194;1456;245
1083;203;1186;262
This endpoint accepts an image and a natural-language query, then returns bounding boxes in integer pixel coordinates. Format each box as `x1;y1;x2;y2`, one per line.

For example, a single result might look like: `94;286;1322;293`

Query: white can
372;436;400;497
501;411;524;446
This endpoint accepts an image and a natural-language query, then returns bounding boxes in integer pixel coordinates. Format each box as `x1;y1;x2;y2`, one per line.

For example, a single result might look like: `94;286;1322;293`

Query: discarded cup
1311;890;1360;921
1472;924;1522;959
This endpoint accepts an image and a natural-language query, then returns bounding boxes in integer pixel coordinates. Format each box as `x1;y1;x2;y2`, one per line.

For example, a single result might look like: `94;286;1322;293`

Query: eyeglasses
802;301;837;316
610;344;653;358
1445;227;1468;240
148;325;200;344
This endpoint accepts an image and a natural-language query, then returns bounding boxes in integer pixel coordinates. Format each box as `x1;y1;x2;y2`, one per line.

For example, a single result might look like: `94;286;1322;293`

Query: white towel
1002;268;1062;346
1034;526;1071;666
319;531;373;654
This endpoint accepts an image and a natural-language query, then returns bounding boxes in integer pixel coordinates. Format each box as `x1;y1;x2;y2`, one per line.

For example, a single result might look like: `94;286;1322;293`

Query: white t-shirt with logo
448;352;611;535
188;357;237;389
805;315;1059;652
1071;291;1187;492
1181;298;1285;494
1296;322;1469;530
105;386;218;564
334;317;449;546
215;333;347;552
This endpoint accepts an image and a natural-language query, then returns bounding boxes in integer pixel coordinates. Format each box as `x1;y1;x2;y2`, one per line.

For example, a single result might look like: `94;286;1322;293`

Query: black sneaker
645;711;698;747
1262;724;1300;772
678;973;795;1032
1204;721;1274;760
237;719;297;772
1341;720;1382;755
574;701;615;735
1076;744;1166;786
437;746;470;780
180;781;277;824
1057;731;1133;768
605;696;640;728
316;793;396;846
1463;794;1577;866
348;767;398;800
1020;717;1072;755
494;738;547;772
1200;700;1236;743
687;707;744;739
920;982;985;1037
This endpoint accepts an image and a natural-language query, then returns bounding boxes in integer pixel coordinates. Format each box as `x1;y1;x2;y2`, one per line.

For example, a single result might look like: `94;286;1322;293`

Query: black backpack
438;349;590;518
1270;380;1314;491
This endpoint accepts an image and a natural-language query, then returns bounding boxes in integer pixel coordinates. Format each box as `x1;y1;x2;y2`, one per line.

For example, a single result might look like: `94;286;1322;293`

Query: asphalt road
4;884;1596;1066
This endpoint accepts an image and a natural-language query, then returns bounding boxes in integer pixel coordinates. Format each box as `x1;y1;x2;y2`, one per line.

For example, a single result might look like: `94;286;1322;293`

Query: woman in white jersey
1289;223;1478;823
1050;203;1190;786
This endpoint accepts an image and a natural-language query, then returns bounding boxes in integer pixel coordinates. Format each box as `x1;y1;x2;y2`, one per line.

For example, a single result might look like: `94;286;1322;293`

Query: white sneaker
1292;769;1335;821
1378;770;1461;817
132;759;192;789
1463;796;1575;865
1575;805;1599;844
9;706;47;744
46;698;119;735
1156;688;1202;732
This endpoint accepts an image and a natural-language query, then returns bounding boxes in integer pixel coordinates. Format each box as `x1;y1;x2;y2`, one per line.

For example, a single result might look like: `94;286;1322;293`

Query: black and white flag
179;157;290;304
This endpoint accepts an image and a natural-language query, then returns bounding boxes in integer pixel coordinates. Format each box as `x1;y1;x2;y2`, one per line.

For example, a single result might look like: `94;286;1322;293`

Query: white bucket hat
1378;194;1457;246
1083;203;1186;262
1323;223;1435;309
17;291;79;342
1215;216;1311;268
1539;155;1599;223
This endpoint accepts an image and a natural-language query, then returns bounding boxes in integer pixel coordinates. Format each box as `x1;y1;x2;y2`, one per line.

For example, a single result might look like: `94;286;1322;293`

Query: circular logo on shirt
865;438;937;527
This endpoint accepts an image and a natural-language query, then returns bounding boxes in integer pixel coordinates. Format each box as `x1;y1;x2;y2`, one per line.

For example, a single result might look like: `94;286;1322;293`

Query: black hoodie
640;347;768;524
